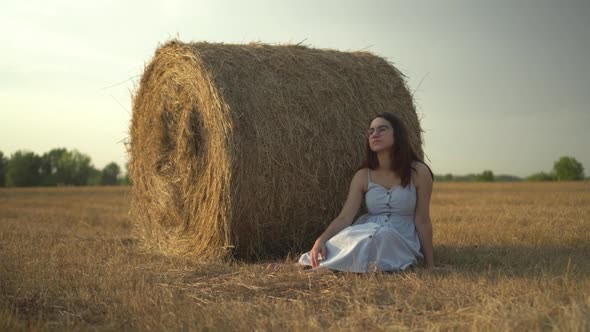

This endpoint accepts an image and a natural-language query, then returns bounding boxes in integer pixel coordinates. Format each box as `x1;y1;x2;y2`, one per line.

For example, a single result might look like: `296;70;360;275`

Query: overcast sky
1;0;588;177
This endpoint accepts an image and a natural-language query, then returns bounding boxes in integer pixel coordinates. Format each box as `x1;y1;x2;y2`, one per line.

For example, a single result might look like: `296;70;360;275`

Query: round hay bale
129;40;425;260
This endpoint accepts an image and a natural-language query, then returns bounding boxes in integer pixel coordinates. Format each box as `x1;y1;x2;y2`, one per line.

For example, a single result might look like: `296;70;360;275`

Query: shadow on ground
434;243;588;279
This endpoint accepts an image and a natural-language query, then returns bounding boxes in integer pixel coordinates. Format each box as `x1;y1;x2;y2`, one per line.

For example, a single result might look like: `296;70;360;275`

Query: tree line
0;148;129;187
435;156;587;182
0;149;586;187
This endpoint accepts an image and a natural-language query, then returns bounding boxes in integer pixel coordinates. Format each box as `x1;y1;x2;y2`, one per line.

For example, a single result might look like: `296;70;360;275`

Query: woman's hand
310;239;328;268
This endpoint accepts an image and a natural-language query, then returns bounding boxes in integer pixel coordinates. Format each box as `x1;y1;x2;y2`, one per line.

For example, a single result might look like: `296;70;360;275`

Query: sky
1;0;589;177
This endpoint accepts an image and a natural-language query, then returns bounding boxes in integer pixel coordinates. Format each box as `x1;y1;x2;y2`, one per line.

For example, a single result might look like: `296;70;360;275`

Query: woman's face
368;117;394;152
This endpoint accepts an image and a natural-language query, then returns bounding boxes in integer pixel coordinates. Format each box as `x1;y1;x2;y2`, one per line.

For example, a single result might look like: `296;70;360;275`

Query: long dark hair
357;112;434;188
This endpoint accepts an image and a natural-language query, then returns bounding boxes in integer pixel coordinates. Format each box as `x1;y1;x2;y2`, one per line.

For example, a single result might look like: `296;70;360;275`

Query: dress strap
367;168;371;183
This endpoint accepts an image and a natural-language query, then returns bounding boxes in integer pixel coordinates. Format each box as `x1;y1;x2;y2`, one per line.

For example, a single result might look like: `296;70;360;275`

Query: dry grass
0;182;588;331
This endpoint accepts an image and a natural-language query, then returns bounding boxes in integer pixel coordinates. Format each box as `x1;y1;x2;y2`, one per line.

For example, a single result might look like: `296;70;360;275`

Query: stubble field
0;182;588;331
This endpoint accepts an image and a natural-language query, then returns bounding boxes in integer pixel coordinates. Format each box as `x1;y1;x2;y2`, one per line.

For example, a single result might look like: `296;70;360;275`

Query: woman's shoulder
352;167;370;192
411;160;427;170
411;160;433;183
354;167;370;178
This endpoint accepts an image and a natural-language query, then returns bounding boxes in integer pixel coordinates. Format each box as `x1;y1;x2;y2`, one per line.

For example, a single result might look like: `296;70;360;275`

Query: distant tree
0;151;6;186
527;172;556;182
101;162;120;185
477;170;494;182
87;167;102;186
553;156;585;181
5;151;42;187
39;148;68;186
55;149;93;186
434;173;455;182
118;161;130;186
445;174;469;182
494;174;523;182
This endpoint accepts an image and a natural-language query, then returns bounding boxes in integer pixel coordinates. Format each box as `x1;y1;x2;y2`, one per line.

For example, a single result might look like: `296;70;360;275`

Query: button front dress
298;167;424;273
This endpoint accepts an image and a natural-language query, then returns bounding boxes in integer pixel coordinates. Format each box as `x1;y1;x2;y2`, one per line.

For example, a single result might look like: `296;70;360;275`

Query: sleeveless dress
298;166;424;273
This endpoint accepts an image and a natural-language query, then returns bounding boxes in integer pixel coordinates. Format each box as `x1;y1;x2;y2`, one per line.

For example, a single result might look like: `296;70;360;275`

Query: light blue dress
298;167;424;272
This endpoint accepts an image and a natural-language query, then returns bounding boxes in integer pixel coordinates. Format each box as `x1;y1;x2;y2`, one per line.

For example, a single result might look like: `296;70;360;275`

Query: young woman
298;112;435;272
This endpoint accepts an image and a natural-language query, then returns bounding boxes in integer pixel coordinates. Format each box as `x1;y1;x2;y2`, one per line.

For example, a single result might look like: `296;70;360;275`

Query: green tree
55;149;93;186
39;148;68;186
118;161;131;185
101;162;120;185
5;150;42;187
527;172;556;182
87;167;102;186
0;151;6;187
553;156;585;181
477;170;494;182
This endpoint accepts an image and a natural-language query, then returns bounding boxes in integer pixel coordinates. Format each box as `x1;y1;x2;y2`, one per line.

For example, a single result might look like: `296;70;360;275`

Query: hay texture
129;40;424;260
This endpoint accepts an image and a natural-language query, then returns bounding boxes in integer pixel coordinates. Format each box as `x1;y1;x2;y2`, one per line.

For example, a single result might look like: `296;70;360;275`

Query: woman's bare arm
413;162;435;267
316;169;366;243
